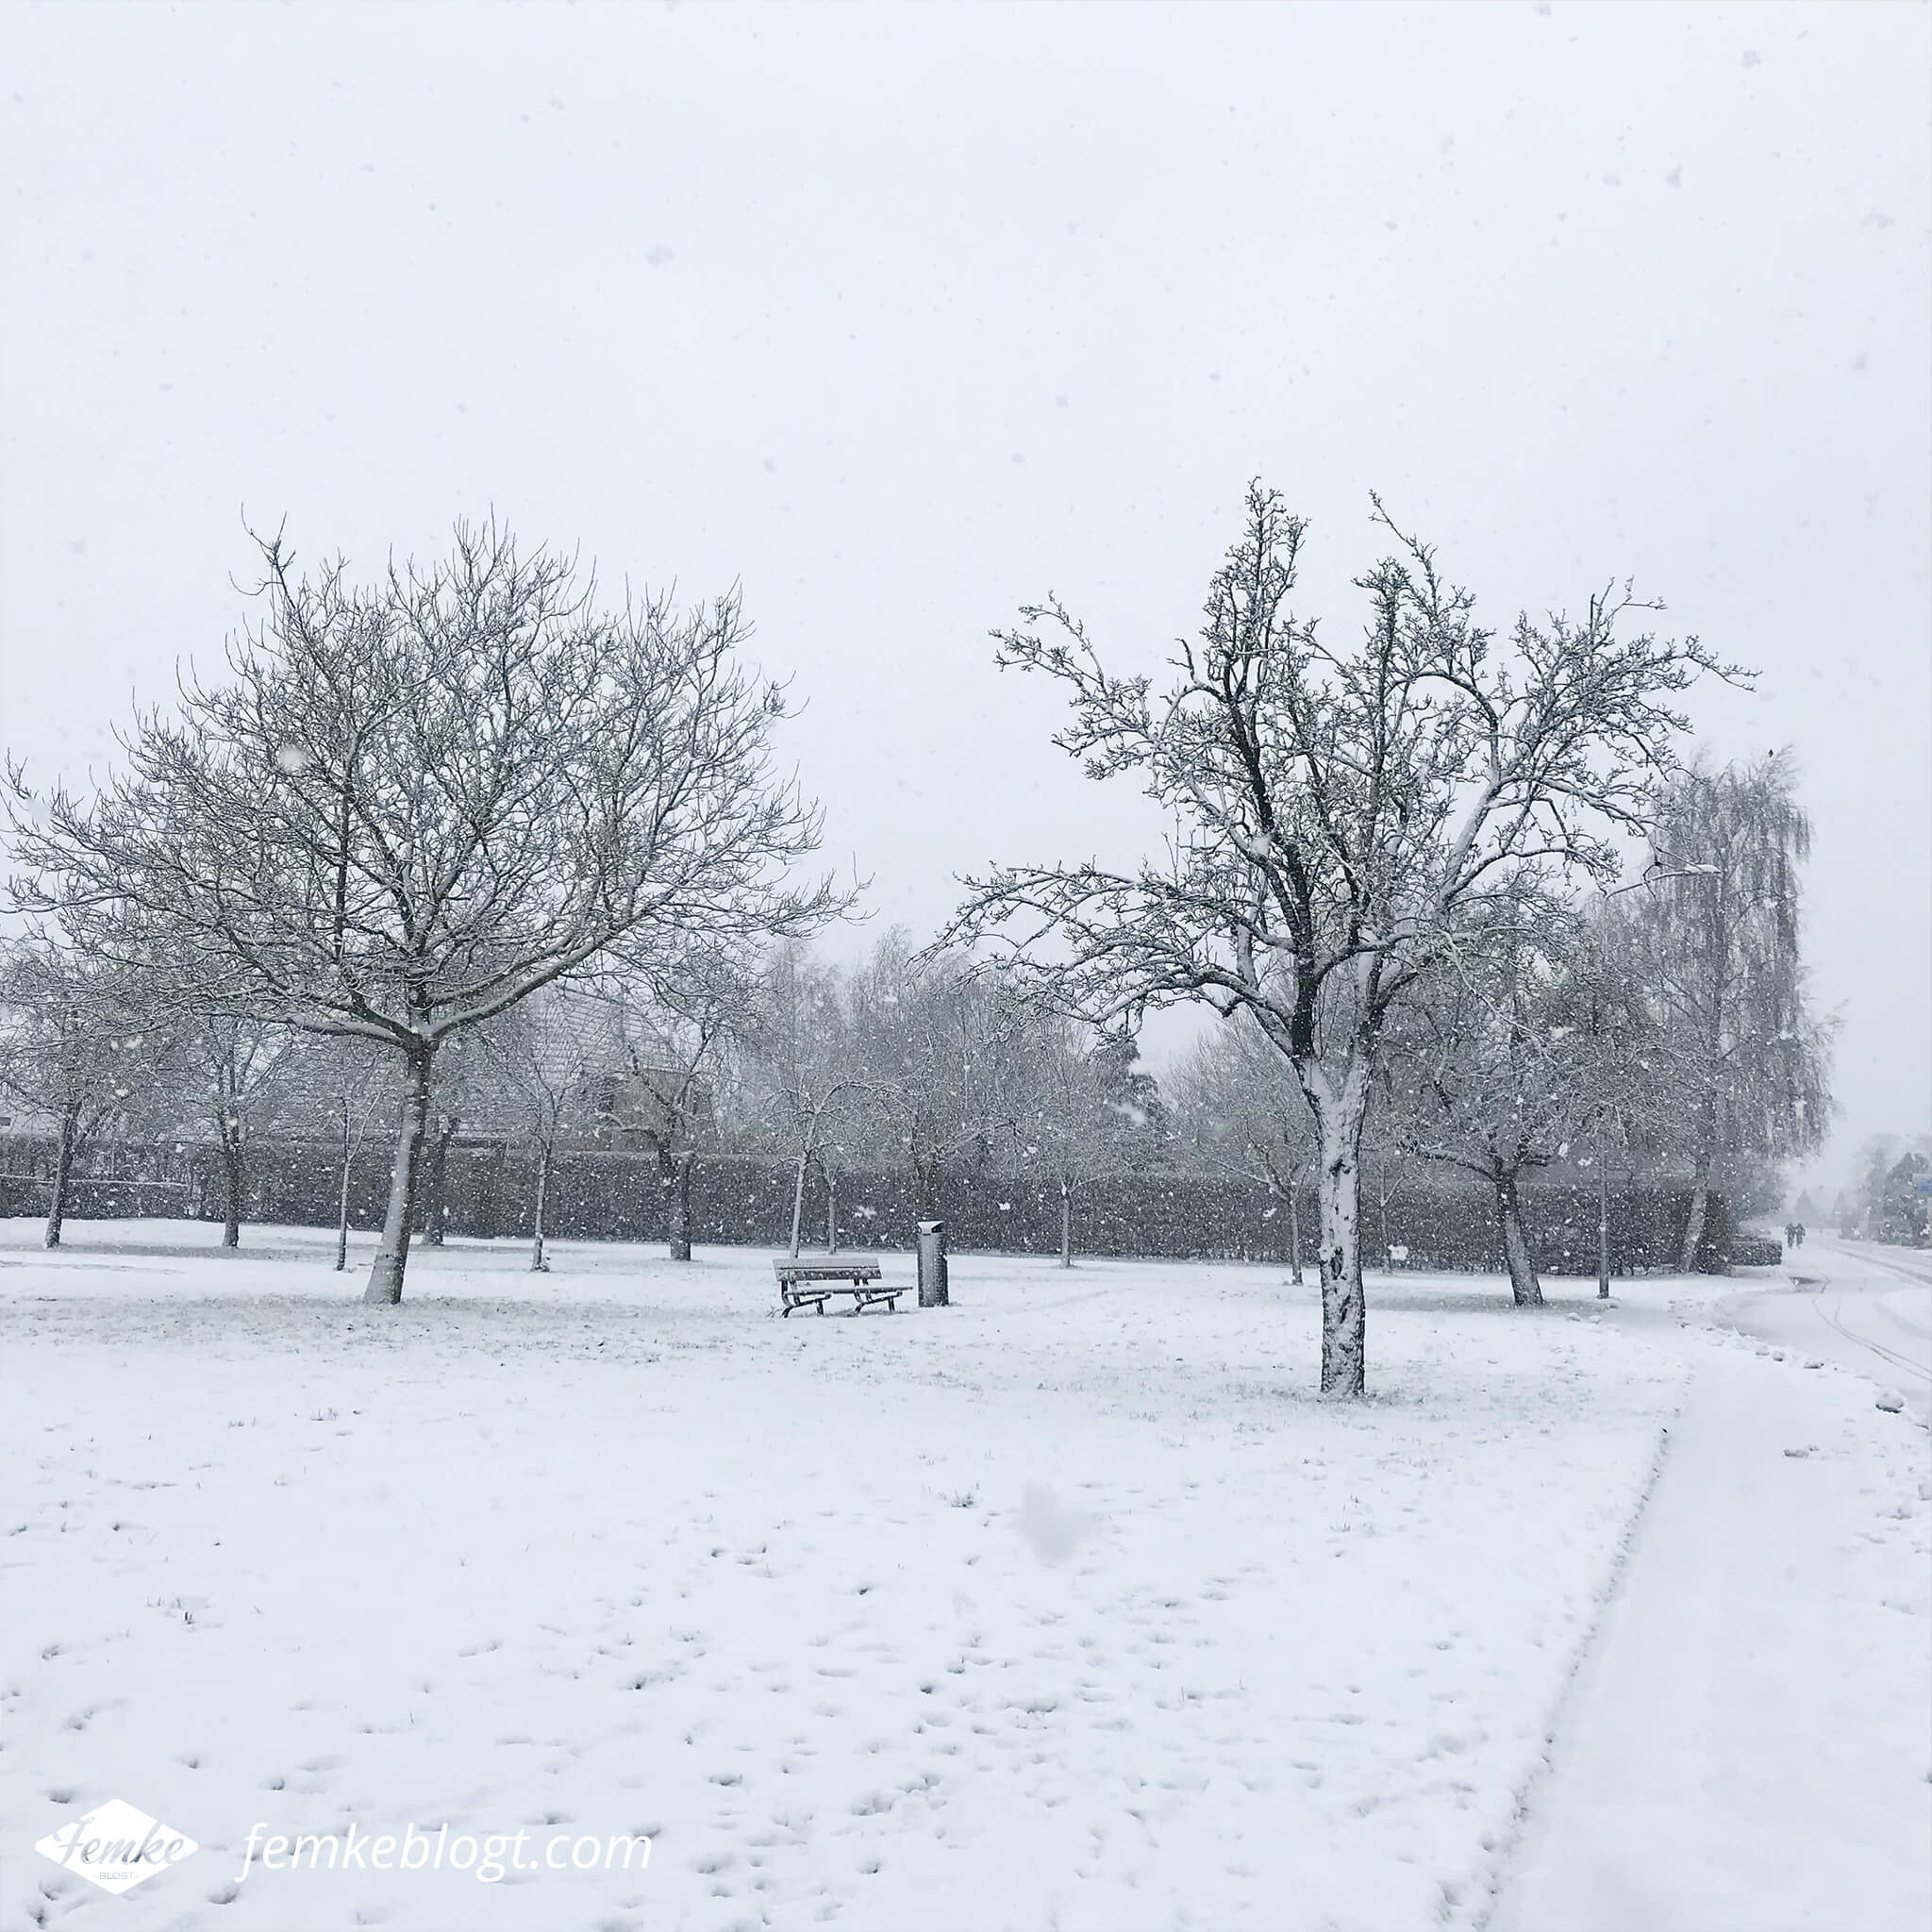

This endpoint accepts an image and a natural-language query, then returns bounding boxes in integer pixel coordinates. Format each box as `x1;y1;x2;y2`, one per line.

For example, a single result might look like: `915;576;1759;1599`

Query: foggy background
3;0;1925;1193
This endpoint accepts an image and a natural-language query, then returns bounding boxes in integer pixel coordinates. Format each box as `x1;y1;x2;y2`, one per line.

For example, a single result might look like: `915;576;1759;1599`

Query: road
1722;1237;1932;1420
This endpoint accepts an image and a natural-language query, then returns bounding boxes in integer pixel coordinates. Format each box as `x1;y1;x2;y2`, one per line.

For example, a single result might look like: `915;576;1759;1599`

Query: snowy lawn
2;1221;1689;1932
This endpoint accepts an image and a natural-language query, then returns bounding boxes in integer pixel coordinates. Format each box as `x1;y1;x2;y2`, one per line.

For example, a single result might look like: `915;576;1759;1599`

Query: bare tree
738;944;866;1257
857;935;1028;1224
0;935;176;1247
483;989;622;1272
324;1041;392;1272
182;1012;291;1248
599;943;757;1262
1170;1011;1318;1284
417;1033;488;1250
8;520;837;1303
1625;752;1835;1268
947;483;1736;1394
1375;895;1600;1305
1009;1011;1164;1268
1024;1015;1110;1269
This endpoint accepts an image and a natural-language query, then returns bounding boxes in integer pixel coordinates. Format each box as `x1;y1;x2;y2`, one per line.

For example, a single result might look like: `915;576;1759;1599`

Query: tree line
1;492;1833;1391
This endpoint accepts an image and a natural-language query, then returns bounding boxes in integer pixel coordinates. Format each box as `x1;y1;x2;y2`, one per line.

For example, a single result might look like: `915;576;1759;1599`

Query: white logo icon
36;1798;198;1895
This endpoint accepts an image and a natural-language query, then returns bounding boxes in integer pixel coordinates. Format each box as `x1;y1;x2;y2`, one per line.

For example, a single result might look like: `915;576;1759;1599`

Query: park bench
773;1255;904;1316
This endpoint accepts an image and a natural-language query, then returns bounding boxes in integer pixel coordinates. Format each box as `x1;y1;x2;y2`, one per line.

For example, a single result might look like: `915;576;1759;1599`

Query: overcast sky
3;0;1926;1190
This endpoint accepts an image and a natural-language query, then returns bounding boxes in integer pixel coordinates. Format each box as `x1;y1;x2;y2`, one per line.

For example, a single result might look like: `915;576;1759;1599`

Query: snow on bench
772;1255;904;1316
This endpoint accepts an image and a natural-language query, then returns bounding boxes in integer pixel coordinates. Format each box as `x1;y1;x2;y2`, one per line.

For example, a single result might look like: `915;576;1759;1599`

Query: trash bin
917;1220;949;1308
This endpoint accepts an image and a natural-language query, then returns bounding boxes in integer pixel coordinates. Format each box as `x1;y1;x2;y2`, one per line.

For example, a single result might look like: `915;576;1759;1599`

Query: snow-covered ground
1492;1241;1931;1932
1;1221;1924;1931
1722;1236;1932;1421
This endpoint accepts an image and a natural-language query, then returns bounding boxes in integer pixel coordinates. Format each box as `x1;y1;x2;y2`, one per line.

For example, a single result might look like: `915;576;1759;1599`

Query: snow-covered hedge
0;1136;1742;1272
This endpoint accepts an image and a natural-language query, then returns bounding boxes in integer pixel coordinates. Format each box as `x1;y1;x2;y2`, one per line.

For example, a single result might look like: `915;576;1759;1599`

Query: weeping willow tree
1633;751;1836;1268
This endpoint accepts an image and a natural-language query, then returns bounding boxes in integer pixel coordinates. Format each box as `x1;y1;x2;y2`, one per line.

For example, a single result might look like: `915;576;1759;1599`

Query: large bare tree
947;483;1736;1394
7;520;836;1303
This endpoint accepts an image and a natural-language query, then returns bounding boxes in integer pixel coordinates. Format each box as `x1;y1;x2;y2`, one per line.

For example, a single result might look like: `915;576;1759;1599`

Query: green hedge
0;1136;1737;1274
135;1141;1734;1274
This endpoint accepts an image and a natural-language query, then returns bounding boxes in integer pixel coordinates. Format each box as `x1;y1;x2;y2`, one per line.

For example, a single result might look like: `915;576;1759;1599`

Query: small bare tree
1375;895;1602;1305
1029;1016;1109;1270
263;1030;394;1269
739;944;865;1257
1009;1009;1158;1269
321;1040;392;1271
0;935;176;1247
1171;1010;1319;1283
599;943;757;1261
858;935;1029;1224
417;1033;488;1250
177;1012;291;1248
483;989;622;1272
8;520;837;1304
948;483;1737;1394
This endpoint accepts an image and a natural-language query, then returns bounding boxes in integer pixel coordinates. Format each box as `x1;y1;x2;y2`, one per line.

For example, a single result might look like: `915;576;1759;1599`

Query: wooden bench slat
773;1254;902;1316
774;1256;881;1283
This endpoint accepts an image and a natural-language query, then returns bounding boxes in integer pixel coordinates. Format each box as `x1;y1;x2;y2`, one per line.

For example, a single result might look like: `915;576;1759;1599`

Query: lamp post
1593;861;1720;1298
1595;1109;1610;1299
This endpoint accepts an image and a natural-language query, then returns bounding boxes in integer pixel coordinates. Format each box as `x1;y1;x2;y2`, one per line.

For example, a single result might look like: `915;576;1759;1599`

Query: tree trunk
530;1140;552;1272
655;1141;673;1245
364;1046;432;1306
43;1105;78;1249
825;1170;839;1254
789;1146;808;1258
1059;1177;1073;1268
669;1149;694;1262
1287;1170;1304;1286
1681;1160;1713;1274
219;1130;244;1249
1680;1082;1719;1272
1316;1105;1368;1398
424;1115;458;1246
1493;1165;1542;1307
335;1095;353;1273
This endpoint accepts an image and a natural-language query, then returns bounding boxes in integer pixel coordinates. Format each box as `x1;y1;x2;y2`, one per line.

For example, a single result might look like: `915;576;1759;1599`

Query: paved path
1490;1248;1931;1932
